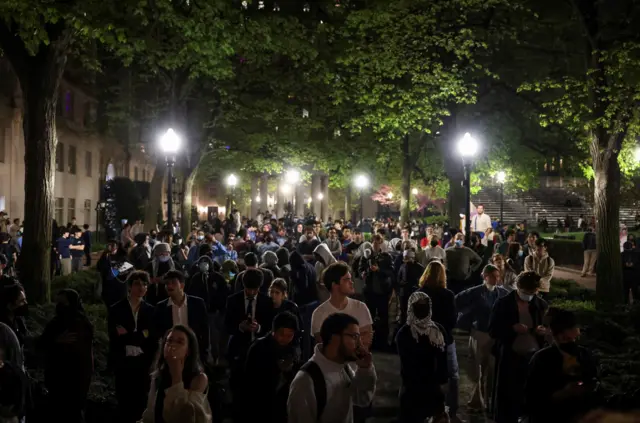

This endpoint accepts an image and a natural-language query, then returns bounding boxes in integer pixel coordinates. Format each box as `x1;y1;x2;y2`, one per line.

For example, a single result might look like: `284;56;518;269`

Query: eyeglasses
342;332;360;341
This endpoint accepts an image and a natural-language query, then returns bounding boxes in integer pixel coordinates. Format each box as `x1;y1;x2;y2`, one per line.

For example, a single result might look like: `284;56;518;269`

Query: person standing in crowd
582;227;597;277
233;252;274;295
269;278;301;323
418;261;460;422
396;248;424;325
288;313;377;423
261;250;282;279
359;234;395;350
82;224;92;267
313;243;338;301
153;270;210;364
472;204;492;234
445;232;482;294
70;227;85;273
225;268;273;420
396;291;448;423
0;280;28;349
38;289;94;423
423;235;446;266
129;233;151;270
0;233;18;277
56;227;74;276
524;239;555;298
297;226;320;262
455;264;508;412
108;271;156;423
0;321;26;423
185;255;229;365
525;308;600;423
490;254;518;291
622;241;639;303
244;311;301;423
489;271;548;423
312;262;373;351
496;229;515;256
145;243;175;306
97;240;130;307
140;325;211;423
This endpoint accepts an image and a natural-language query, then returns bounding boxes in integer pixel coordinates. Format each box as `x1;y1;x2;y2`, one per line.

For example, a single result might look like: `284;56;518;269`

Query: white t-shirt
311;297;373;336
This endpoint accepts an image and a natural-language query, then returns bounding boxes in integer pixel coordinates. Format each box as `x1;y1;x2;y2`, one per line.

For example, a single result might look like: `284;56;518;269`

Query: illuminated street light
635;146;640;162
354;174;369;189
226;174;238;187
255;195;261;203
285;169;300;185
317;193;324;200
159;128;181;229
281;184;292;194
457;132;478;158
457;132;479;245
226;174;238;214
387;192;393;199
496;171;506;184
411;188;418;195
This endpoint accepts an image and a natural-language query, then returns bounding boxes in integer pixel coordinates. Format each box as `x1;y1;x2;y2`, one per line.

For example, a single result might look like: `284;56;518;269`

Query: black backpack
300;361;352;421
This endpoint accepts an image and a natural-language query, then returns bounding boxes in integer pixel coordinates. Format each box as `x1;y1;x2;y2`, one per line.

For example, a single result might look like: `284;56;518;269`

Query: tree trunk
400;134;411;225
592;134;623;307
145;161;165;232
344;185;352;223
447;175;466;228
180;167;197;239
15;55;67;303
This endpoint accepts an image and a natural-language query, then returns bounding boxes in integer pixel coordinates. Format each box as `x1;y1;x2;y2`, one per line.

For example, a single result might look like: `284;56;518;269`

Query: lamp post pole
463;162;471;246
166;156;175;231
500;181;504;224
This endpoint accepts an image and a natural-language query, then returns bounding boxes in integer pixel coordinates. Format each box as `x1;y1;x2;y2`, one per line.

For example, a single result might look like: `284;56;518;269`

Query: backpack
300;361;352;422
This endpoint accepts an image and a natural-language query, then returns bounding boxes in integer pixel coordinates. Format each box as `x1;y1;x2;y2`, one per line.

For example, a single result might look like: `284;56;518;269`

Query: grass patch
51;269;101;304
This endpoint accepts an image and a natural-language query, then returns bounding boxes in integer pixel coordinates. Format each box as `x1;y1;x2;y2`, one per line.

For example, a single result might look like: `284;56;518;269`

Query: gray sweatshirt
287;345;377;423
445;246;482;281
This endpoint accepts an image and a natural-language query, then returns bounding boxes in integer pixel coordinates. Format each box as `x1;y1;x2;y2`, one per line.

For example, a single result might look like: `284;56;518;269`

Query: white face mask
517;290;534;302
198;262;210;274
484;282;496;291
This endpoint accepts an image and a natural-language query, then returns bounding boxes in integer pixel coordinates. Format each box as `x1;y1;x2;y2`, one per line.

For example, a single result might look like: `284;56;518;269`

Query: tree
507;0;640;306
331;0;515;224
0;1;149;302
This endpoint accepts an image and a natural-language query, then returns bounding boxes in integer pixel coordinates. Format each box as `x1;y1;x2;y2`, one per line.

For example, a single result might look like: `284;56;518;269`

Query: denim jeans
446;342;460;415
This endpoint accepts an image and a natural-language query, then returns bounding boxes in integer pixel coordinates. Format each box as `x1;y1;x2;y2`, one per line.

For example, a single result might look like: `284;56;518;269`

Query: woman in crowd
396;291;449;423
97;239;130;307
0;321;26;423
489;271;548;423
108;271;156;423
0;280;28;349
491;254;518;291
418;261;460;422
38;289;94;423
140;325;211;423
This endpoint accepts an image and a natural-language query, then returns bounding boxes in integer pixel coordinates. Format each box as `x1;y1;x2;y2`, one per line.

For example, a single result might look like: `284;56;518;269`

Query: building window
56;143;64;172
68;145;77;174
134;166;139;181
85;151;92;177
55;198;64;224
67;198;76;225
64;90;74;119
0;127;5;163
84;199;91;225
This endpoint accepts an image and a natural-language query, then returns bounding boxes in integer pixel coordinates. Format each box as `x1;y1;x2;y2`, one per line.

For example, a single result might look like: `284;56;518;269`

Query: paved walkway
554;266;596;290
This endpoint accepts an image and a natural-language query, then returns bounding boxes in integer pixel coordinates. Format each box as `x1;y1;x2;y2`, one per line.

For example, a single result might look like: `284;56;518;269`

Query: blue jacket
455;284;508;332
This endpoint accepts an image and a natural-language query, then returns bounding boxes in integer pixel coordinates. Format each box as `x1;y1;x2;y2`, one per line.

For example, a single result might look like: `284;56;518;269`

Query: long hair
491;253;516;274
152;325;203;387
419;260;447;289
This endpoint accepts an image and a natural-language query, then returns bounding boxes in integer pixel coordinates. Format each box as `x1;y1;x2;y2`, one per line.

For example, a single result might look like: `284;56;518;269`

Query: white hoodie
287;345;377;423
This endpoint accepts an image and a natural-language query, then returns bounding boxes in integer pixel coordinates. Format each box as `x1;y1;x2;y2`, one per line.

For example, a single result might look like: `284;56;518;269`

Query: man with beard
244;311;300;423
288;312;377;423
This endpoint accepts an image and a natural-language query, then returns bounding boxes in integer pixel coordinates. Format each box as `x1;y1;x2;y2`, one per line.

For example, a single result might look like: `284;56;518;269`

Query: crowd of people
0;205;606;423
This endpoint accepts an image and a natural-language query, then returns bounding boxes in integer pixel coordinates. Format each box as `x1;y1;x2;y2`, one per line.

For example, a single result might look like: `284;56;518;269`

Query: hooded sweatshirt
314;244;338;302
323;237;342;257
287;344;377;423
289;251;318;306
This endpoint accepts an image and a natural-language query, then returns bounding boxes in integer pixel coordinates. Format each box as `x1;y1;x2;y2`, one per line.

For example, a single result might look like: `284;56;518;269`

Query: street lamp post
226;174;238;216
496;171;506;224
354;174;369;224
160;129;181;231
457;132;478;246
285;169;301;214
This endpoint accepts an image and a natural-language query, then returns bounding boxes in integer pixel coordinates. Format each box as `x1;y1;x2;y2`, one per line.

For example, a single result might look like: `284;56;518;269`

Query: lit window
303;3;310;12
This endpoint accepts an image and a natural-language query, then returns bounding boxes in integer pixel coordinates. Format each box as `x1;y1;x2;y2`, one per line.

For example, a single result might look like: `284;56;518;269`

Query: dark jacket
488;291;548;349
360;251;395;296
225;291;274;358
288;251;318;306
244;334;300;422
455;284;508;332
185;268;229;313
419;286;456;345
582;232;596;251
153;295;210;361
97;251;129;307
107;298;156;370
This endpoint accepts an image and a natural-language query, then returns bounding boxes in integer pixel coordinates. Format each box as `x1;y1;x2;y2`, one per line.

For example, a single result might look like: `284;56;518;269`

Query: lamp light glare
226;174;238;187
354;174;369;189
496;171;506;184
317;193;324;200
160;128;181;154
457;132;478;158
411;188;418;195
285;169;300;185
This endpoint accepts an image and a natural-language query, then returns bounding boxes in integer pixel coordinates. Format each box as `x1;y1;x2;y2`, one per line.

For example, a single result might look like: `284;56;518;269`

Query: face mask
158;255;171;263
13;304;28;317
199;262;210;274
518;250;524;257
430;240;438;247
517;290;534;302
455;240;463;247
197;235;204;241
484;282;496;291
412;303;430;319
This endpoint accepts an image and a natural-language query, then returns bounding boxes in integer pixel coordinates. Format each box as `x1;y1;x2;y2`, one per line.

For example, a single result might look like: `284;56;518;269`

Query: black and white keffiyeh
406;291;445;349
